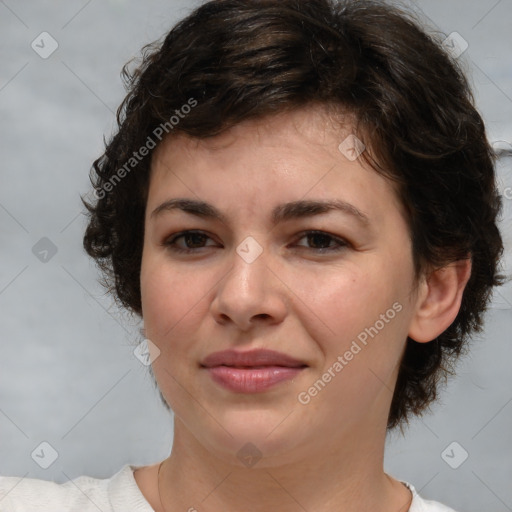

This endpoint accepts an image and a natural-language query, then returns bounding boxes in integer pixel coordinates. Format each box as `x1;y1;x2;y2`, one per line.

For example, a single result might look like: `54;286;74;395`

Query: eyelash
163;230;350;254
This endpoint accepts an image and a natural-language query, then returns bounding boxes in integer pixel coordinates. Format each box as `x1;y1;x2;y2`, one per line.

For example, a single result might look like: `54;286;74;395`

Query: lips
200;349;307;369
200;349;308;393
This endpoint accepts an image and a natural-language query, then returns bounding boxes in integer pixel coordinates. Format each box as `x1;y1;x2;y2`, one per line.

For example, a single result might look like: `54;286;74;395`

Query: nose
210;242;288;332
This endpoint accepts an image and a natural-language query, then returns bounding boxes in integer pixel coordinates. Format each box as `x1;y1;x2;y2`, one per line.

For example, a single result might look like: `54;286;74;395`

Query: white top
0;465;458;511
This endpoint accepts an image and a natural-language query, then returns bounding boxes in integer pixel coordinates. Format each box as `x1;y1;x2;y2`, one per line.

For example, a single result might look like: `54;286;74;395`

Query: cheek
140;255;207;342
140;253;232;374
140;258;210;405
299;272;409;407
296;254;412;374
300;263;404;334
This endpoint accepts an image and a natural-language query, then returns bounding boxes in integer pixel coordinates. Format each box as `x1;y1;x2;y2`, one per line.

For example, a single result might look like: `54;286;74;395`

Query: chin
190;410;309;469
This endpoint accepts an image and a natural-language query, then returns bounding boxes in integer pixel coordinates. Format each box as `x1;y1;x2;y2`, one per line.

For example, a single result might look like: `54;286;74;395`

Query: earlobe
408;258;472;343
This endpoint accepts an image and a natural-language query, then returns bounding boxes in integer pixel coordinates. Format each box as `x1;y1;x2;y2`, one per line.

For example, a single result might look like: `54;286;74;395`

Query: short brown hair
82;0;506;430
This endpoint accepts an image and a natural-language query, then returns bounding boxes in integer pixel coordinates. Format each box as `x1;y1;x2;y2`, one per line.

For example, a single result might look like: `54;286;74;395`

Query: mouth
200;348;307;369
200;349;308;393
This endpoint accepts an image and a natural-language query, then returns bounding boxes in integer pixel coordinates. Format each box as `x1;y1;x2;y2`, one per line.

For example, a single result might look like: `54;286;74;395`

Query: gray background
0;1;511;511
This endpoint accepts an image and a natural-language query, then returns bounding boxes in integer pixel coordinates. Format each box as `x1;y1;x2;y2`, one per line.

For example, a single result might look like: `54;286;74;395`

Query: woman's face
140;106;420;466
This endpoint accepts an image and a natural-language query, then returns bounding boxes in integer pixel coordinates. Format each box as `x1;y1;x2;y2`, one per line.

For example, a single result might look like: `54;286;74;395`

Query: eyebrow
150;198;371;227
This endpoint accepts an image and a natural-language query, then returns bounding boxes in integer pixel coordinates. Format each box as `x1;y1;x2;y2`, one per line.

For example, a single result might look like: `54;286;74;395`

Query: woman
0;0;505;510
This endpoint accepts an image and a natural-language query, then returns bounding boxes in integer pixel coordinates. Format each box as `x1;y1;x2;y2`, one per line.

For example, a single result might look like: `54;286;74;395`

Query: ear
408;258;472;343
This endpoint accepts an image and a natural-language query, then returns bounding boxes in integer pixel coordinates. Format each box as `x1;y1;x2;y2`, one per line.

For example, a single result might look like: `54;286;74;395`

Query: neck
157;417;412;512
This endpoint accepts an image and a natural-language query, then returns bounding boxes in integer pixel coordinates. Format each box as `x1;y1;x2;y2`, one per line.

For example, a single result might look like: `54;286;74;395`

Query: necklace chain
157;461;168;512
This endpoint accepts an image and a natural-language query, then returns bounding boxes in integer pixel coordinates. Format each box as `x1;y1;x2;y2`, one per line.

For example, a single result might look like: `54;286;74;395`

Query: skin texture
135;105;471;512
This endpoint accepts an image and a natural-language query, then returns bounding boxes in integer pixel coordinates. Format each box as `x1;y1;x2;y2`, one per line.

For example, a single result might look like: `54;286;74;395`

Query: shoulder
0;464;151;512
0;470;116;511
403;481;460;512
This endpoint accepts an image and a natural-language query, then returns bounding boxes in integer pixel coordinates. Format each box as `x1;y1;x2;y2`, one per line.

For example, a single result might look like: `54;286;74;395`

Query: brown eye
294;231;349;253
162;229;349;255
164;230;217;253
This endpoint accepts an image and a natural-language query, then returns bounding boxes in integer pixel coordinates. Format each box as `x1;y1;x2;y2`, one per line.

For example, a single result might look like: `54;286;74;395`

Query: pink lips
201;349;307;393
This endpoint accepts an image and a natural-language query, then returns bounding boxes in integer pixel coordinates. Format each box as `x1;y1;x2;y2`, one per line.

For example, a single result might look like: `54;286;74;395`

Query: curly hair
82;0;506;430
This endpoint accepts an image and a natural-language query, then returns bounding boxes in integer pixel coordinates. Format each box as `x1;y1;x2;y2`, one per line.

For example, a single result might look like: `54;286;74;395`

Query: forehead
147;106;406;227
153;105;357;161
